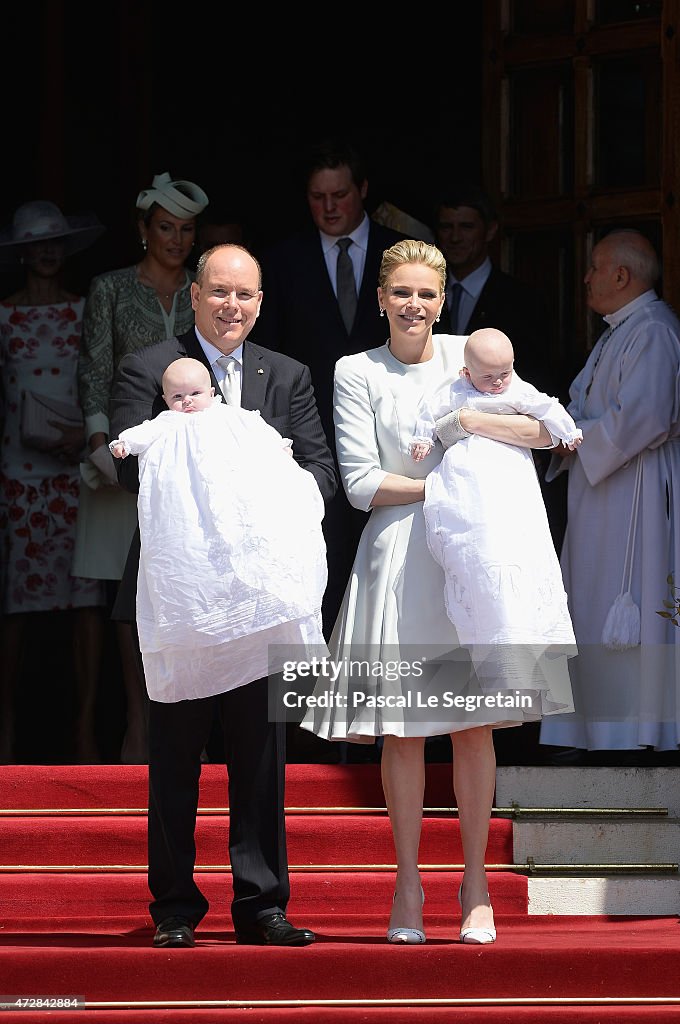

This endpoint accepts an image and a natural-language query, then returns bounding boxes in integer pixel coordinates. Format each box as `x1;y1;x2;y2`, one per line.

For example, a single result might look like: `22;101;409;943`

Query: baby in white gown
110;357;328;702
413;329;582;689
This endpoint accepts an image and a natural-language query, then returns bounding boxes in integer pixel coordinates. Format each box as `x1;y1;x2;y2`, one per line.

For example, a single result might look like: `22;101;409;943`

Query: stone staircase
495;766;680;915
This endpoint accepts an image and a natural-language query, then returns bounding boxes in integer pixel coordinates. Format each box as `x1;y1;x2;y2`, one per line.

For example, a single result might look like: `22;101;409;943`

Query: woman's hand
459;408;553;448
370;473;426;507
89;431;109;454
88;444;121;485
48;420;85;463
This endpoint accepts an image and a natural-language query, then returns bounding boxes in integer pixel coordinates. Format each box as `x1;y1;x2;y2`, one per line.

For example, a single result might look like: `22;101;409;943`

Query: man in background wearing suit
109;244;337;949
256;139;406;636
432;185;553;394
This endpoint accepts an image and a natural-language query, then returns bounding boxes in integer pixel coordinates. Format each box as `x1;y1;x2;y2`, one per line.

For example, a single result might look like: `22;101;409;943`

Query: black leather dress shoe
153;916;196;948
235;912;316;946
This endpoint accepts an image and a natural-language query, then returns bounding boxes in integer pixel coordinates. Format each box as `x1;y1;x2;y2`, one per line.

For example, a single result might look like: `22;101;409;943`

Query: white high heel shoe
458;883;496;944
386;884;426;944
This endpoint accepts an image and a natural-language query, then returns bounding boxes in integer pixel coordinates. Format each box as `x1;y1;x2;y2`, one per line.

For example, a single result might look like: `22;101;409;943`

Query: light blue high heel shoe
386;884;426;944
457;883;496;944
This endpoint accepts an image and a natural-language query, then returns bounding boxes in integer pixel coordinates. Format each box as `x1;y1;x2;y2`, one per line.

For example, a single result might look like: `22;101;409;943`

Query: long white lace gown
300;336;575;745
423;374;579;694
113;398;328;702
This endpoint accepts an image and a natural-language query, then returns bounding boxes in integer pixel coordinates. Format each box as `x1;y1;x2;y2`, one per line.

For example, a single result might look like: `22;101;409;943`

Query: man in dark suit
432;185;554;394
256;139;406;635
109;244;337;949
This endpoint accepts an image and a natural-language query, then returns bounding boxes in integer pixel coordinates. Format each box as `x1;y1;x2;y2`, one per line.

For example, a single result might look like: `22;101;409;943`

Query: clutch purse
20;389;84;453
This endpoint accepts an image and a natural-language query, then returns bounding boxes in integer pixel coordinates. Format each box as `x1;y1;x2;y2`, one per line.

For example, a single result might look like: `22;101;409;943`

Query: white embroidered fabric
422;375;577;690
113;398;328;701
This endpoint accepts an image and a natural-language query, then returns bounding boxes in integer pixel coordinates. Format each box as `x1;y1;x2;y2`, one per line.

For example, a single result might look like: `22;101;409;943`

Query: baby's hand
409;439;434;462
110;441;127;459
566;432;583;451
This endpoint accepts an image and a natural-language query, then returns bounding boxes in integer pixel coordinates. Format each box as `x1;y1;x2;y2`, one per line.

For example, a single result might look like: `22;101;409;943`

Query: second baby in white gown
414;328;582;688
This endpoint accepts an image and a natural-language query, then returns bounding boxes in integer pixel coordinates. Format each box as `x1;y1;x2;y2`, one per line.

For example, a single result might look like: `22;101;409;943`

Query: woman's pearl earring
141;238;148;251
435;314;441;322
379;308;385;317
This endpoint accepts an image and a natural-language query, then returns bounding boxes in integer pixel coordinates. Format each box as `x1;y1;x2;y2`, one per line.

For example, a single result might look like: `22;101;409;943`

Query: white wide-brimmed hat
0;200;105;266
136;171;209;219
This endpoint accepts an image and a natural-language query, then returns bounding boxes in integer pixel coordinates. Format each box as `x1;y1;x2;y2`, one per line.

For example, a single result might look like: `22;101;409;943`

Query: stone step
513;818;680;865
494;766;680;915
527;874;680;915
496;766;678;814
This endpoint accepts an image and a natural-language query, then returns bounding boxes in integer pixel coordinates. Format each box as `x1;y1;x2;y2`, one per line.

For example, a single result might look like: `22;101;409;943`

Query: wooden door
482;0;680;392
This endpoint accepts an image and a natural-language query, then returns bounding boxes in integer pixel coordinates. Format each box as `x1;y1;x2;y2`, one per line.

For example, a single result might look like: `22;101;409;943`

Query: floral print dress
0;300;105;613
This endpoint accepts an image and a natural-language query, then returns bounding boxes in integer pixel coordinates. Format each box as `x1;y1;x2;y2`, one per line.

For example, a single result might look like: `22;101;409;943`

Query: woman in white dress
302;240;570;945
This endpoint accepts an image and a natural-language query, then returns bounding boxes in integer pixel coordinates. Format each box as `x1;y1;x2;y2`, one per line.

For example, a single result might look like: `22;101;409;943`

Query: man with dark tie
109;244;337;949
257;138;406;636
432;185;554;395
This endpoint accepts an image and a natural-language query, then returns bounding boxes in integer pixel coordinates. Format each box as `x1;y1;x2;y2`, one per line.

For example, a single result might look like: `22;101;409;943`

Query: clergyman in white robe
539;290;680;751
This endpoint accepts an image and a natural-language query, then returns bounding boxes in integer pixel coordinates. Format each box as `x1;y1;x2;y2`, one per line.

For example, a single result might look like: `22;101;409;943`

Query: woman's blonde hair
378;239;447;294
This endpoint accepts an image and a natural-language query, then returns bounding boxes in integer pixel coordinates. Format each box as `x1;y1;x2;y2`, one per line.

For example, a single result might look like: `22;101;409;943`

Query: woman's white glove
80;445;120;489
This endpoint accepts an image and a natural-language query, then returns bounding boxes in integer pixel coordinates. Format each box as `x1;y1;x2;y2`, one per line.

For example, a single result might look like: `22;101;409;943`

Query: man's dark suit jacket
433;265;555;395
255;220;406;631
256;221;406;445
109;329;337;622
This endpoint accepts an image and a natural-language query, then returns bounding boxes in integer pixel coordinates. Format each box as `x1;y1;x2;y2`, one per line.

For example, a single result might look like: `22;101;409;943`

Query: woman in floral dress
0;200;106;762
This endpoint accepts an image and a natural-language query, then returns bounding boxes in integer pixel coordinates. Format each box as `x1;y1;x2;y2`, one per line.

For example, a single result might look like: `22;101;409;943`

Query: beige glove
80;444;120;489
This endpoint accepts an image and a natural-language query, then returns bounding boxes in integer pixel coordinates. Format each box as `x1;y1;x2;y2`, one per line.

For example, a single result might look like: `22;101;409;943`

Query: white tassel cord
601;456;643;651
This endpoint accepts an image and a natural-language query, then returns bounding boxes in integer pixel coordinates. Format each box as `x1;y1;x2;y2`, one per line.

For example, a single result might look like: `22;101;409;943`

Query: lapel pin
257;368;264;374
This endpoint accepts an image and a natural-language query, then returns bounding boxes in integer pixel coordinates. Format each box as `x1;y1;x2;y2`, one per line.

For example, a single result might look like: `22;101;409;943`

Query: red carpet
0;763;457;810
0;813;513;868
3;1013;680;1024
4;1013;680;1024
1;764;679;1022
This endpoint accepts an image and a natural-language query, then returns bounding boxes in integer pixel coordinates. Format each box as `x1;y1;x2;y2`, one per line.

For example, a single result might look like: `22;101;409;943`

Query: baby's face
163;377;214;412
465;359;513;395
